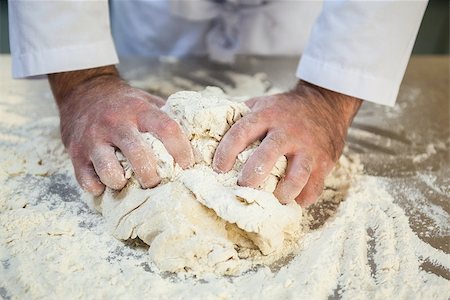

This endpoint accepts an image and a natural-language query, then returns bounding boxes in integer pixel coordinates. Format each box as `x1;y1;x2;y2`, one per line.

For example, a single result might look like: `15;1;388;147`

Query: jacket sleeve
8;0;119;78
296;1;428;106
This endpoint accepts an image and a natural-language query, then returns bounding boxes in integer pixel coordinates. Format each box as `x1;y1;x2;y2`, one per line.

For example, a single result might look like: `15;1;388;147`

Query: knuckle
141;111;182;138
229;117;256;141
266;131;287;149
115;125;133;140
85;124;100;139
241;113;260;126
133;161;153;174
68;143;85;161
115;130;141;151
160;118;181;136
261;105;281;121
124;142;145;157
262;107;276;120
227;127;246;144
226;113;261;142
100;111;119;127
124;96;148;110
89;147;104;162
299;160;312;175
312;180;325;196
94;158;112;174
92;156;125;188
284;172;305;188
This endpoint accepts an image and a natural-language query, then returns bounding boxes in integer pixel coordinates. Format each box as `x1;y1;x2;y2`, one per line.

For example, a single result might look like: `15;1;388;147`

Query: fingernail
276;193;294;205
297;198;314;208
280;197;294;205
91;185;105;197
212;159;223;173
109;178;127;190
237;173;251;187
139;176;160;189
81;180;104;195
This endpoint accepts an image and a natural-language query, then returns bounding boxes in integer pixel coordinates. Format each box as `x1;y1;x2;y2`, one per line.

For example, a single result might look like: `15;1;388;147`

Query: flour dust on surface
0;77;449;299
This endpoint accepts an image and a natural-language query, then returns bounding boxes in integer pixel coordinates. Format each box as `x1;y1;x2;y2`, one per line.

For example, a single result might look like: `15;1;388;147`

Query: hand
48;66;193;196
213;80;361;207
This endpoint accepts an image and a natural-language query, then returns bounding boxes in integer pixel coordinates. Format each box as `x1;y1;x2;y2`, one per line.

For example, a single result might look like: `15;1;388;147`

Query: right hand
48;66;193;196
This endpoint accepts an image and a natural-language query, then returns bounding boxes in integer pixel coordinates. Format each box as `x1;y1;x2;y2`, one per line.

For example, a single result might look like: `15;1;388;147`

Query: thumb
245;98;257;109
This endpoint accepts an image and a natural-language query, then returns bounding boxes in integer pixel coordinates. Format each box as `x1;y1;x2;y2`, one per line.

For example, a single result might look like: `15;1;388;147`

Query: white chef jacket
8;0;427;106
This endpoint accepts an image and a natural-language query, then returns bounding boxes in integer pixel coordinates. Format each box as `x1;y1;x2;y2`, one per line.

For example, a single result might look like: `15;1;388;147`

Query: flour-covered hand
49;66;193;196
213;80;361;207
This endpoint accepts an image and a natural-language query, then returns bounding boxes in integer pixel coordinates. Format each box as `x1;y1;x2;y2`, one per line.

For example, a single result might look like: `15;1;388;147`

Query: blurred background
0;0;448;55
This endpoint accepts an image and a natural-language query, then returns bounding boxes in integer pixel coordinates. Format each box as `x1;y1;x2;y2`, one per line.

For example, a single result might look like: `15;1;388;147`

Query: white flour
97;88;302;275
130;70;279;99
0;83;449;298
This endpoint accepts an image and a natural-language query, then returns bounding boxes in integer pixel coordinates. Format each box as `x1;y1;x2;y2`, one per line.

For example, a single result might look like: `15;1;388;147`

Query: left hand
213;80;362;207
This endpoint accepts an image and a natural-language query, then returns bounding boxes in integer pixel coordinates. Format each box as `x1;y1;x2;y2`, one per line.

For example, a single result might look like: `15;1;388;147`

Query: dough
96;87;302;275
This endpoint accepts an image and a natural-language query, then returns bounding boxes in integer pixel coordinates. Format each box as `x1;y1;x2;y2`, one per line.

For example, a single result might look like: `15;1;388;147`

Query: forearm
48;65;119;107
295;80;362;124
291;80;362;161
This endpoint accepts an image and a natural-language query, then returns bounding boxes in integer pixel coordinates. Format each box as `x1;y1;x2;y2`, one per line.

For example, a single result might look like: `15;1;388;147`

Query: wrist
48;65;119;108
290;80;362;161
295;80;362;125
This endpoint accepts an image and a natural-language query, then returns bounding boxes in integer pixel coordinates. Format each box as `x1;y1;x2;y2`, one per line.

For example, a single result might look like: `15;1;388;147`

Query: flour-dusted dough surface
97;87;302;275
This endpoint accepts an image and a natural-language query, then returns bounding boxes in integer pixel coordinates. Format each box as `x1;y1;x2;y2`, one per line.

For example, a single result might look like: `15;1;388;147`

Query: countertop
1;54;449;278
116;55;450;258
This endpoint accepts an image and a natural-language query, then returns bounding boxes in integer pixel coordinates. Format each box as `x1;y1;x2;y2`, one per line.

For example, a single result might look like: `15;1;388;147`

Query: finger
72;159;105;196
90;145;127;190
112;125;160;189
137;110;193;168
274;154;312;204
237;131;287;188
147;95;165;108
213;112;267;173
295;174;325;208
244;98;258;109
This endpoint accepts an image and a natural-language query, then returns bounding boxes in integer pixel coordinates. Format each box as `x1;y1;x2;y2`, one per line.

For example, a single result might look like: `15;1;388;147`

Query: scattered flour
0;84;449;298
413;144;436;163
130;70;279;99
96;87;301;275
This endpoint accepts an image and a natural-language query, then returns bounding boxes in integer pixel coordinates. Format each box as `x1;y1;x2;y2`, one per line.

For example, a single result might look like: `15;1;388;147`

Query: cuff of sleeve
297;55;399;107
12;40;119;78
